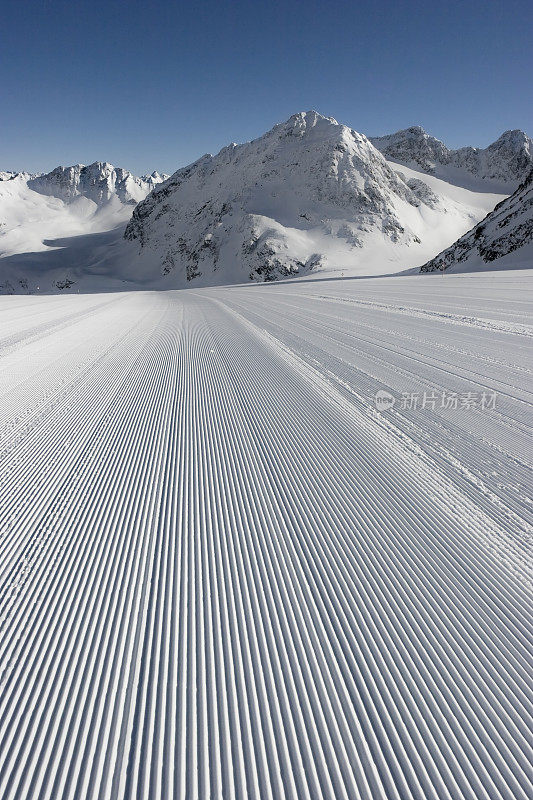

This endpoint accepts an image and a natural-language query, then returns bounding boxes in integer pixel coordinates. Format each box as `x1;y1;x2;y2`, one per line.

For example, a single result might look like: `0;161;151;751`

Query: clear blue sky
1;0;531;176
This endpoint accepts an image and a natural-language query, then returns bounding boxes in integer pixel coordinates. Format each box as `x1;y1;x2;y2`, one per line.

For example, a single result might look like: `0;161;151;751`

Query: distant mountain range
0;115;531;293
0;162;167;270
27;163;169;206
371;127;532;192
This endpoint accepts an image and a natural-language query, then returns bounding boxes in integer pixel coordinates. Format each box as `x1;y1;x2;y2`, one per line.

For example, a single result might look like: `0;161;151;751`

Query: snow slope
0;173;128;260
0;271;531;798
371;126;532;192
0;164;168;277
419;169;533;273
119;112;506;287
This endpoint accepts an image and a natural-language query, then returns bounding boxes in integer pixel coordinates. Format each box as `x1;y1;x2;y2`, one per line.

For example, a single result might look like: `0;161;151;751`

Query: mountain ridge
28;162;169;206
1;112;529;293
122;111;502;286
371;126;532;191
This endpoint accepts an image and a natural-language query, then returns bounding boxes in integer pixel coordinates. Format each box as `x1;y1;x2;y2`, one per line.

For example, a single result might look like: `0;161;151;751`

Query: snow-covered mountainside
371;127;532;191
3;113;528;293
0;164;167;269
0;171;23;182
419;169;533;273
28;163;168;206
122;111;503;287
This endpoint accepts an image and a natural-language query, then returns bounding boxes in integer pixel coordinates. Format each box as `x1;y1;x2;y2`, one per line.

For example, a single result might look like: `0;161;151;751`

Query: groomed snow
0;270;531;799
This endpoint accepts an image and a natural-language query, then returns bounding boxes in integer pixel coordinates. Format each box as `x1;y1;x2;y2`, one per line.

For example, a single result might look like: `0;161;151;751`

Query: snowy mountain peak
372;127;533;190
387;125;437;140
270;111;376;151
28;162;168;206
122;111;483;286
479;130;532;184
141;170;170;184
277;110;339;131
0;171;22;181
370;127;451;174
492;129;531;148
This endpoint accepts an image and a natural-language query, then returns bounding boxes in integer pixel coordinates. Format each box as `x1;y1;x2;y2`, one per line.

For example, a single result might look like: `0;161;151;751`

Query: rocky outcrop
420;169;533;271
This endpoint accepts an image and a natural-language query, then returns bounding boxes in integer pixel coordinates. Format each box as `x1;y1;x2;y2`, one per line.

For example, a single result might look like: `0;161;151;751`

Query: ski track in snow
0;273;532;800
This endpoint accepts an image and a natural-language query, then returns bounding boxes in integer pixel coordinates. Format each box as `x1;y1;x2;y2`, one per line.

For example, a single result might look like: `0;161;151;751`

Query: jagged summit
371;127;451;175
494;129;530;147
141;170;170;184
0;171;20;181
371;126;532;189
28;162;167;206
373;125;443;142
120;111;497;287
123;110;436;283
275;110;339;130
479;130;532;184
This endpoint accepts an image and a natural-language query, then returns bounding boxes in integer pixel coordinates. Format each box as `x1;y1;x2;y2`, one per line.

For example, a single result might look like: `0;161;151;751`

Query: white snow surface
0;270;531;798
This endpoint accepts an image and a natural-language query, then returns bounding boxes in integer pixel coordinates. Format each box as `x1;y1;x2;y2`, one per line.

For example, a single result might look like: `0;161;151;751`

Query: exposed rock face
420;169;533;272
476;130;533;185
124;111;436;283
371;127;532;188
371;127;452;174
29;162;168;206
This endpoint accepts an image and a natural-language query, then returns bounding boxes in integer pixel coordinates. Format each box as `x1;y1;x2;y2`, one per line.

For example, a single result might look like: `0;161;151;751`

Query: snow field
0;272;531;799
